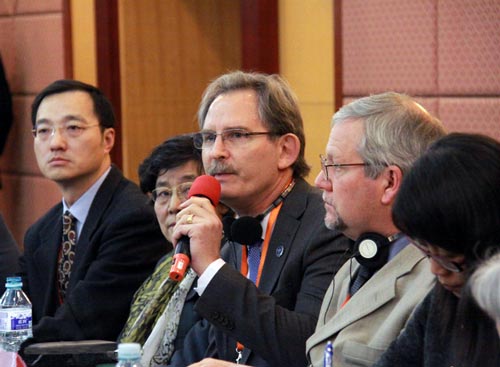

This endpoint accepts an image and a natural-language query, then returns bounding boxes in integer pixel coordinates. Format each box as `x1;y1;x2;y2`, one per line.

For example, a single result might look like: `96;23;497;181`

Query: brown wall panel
0;174;60;250
241;0;279;74
118;0;241;182
339;0;500;139
0;3;66;246
96;0;122;169
438;0;500;95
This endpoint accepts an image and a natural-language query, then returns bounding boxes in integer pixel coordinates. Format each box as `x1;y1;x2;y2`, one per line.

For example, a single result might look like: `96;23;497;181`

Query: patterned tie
247;240;262;284
350;265;373;296
58;211;77;301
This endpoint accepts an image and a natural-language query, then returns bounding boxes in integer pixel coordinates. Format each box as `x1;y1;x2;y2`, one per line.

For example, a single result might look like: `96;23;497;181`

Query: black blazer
169;178;351;367
0;212;20;292
20;165;168;342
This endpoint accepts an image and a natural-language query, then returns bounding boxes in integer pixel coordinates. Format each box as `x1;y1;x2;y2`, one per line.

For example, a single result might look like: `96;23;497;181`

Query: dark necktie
350;265;373;295
58;211;77;301
247;240;262;284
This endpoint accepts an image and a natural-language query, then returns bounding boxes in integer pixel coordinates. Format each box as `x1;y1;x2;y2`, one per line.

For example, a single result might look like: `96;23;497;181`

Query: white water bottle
0;276;32;352
116;343;144;367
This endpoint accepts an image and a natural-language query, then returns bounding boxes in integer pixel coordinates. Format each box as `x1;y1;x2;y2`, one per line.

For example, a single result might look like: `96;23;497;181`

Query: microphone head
188;175;221;206
231;216;262;245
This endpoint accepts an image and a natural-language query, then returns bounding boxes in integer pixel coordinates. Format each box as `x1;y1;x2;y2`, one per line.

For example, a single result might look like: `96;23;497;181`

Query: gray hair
469;253;500;322
333;92;446;178
197;70;310;178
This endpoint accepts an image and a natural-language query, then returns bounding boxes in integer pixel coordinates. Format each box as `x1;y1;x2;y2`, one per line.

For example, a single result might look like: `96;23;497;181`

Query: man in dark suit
168;71;350;367
20;80;167;346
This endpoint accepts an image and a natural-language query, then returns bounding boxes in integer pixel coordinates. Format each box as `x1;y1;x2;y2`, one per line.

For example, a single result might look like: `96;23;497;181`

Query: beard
324;206;347;233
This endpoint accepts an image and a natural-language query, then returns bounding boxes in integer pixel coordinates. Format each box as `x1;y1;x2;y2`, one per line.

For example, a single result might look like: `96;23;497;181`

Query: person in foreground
306;92;446;367
373;133;500;367
20;80;167;349
119;133;231;366
169;71;351;367
469;252;500;337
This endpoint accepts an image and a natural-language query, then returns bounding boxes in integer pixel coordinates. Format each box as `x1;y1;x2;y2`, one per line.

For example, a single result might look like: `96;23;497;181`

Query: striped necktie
247;240;263;284
349;265;373;295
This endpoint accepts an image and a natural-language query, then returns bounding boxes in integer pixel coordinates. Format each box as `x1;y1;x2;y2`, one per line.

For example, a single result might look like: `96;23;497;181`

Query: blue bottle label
0;309;32;331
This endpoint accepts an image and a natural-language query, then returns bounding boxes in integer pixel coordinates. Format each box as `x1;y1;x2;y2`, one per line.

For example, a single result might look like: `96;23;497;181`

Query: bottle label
0;308;32;331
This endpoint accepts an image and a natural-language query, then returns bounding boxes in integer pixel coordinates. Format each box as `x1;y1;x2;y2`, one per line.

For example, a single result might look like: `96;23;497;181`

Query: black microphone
169;175;221;281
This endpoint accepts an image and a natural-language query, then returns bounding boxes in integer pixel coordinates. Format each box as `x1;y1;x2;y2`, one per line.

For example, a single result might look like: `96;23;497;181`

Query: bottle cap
5;276;22;288
117;343;141;360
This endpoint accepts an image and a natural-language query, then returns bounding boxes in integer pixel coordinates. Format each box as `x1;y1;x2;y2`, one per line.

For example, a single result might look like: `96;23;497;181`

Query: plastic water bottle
0;277;32;352
116;343;143;367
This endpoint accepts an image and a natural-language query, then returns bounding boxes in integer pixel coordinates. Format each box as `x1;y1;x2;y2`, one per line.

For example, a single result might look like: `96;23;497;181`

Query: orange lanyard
236;203;282;355
239;203;281;286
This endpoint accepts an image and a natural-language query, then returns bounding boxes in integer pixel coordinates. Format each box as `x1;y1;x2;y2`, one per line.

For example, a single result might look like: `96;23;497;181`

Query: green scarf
119;251;180;345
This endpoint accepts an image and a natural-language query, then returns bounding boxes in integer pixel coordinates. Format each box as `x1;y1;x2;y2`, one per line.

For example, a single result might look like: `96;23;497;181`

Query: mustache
206;162;237;176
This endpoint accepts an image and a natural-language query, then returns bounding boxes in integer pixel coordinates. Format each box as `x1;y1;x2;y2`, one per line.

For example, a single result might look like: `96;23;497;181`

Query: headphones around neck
222;180;296;245
354;232;402;269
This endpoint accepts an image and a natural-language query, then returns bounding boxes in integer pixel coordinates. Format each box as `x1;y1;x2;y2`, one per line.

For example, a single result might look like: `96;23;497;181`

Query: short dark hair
197;71;310;178
31;79;115;128
138;133;203;194
393;133;500;367
393;132;500;262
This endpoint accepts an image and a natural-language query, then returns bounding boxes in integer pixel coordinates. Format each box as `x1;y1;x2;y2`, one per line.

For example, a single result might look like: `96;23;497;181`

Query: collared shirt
62;166;111;239
195;212;270;295
388;235;409;261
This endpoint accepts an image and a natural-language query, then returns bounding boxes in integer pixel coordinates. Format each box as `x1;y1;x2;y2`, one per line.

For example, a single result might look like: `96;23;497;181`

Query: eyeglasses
32;123;100;141
193;129;275;150
319;154;368;180
412;239;465;273
151;182;193;206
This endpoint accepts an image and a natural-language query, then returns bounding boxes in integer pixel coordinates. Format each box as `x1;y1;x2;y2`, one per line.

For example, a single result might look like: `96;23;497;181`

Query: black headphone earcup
354;232;391;270
231;216;262;245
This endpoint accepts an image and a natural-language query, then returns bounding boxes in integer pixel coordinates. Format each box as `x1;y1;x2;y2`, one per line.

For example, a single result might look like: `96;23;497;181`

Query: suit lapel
33;205;63;311
326;262;396;334
68;166;123;288
309;245;424;346
258;179;307;294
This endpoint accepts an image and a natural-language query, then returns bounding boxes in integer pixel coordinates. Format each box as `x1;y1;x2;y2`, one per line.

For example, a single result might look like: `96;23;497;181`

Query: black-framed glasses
319;154;368;180
151;182;193;206
193;129;276;150
412;239;465;273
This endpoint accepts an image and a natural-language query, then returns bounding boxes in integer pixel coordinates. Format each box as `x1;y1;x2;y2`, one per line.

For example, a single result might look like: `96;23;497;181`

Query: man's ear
277;133;300;171
381;165;403;205
102;127;115;153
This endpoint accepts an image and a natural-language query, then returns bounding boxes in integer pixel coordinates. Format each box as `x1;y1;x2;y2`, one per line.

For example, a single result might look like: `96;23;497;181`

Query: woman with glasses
118;133;231;367
373;133;500;367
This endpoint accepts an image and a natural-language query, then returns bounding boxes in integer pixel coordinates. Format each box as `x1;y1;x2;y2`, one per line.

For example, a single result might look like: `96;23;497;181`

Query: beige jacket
306;245;435;367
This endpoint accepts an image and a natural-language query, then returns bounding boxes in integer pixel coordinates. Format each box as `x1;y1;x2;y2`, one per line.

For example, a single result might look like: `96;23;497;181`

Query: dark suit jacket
169;178;351;367
20;165;168;342
0;212;20;292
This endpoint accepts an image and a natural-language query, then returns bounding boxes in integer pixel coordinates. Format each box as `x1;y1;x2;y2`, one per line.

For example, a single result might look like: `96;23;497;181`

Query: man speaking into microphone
168;71;351;367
